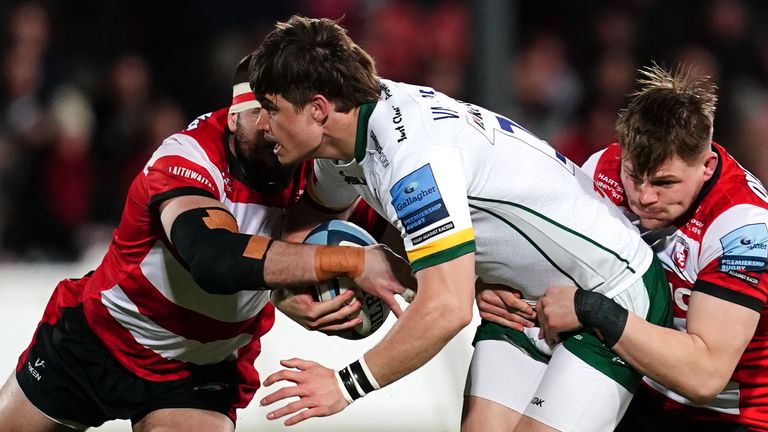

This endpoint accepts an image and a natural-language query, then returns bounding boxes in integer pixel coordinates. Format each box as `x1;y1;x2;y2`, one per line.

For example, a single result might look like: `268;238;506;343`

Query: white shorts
465;339;633;432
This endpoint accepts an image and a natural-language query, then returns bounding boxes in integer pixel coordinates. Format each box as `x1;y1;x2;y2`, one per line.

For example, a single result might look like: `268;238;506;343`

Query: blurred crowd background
2;0;768;262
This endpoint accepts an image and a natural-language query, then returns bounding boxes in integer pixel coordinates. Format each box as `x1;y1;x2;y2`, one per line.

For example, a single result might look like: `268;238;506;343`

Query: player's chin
273;145;292;164
638;217;672;230
275;151;296;166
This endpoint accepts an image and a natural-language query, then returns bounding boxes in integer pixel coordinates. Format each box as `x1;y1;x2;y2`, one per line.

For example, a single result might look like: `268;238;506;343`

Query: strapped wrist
573;289;629;348
335;358;380;404
334;370;355;404
314;245;365;281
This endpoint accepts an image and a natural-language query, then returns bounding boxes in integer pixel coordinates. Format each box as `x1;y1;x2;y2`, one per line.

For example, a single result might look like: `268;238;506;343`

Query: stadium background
1;0;768;430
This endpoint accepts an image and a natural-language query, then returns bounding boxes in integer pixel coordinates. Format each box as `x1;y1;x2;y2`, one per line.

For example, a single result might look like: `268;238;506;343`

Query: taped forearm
263;240;366;287
170;207;273;293
314;246;365;281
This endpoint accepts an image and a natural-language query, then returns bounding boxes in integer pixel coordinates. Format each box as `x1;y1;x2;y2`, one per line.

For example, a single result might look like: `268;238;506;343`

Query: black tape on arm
574;289;629;348
169;207;273;293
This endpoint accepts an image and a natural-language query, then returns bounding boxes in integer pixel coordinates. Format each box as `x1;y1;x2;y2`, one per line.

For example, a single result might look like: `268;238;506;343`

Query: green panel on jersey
642;256;673;329
354;102;377;163
410;240;476;272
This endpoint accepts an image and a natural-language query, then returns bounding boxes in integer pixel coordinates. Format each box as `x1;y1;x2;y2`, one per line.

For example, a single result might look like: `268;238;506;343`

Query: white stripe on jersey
145;134;226;200
101;286;253;364
140;245;270;323
645;378;741;415
224;197;286;237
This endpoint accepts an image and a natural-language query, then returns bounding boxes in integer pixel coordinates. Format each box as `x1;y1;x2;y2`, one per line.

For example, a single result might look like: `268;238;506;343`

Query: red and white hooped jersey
584;142;768;430
77;108;311;384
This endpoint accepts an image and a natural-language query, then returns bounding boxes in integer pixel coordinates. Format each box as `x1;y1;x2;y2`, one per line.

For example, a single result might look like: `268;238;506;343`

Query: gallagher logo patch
719;223;768;272
390;164;449;234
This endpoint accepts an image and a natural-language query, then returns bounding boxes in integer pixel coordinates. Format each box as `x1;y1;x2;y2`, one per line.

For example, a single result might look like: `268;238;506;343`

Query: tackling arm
613;291;758;403
539;285;758;403
159;195;371;291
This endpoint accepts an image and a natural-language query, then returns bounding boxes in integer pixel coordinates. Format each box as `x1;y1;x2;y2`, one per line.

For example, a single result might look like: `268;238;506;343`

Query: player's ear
702;150;718;181
227;111;238;133
310;94;331;125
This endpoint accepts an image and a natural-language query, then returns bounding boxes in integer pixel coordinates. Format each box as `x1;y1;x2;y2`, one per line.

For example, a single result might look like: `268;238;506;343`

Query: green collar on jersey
354;101;377;163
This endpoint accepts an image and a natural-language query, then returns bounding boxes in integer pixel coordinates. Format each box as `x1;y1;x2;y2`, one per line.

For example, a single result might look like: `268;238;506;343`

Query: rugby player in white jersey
481;65;768;431
0;54;412;432
249;16;671;432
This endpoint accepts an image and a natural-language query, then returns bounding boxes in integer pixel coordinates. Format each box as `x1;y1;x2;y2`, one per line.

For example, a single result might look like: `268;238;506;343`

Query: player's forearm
364;290;472;386
262;241;320;286
363;254;475;386
613;314;733;403
263;241;364;287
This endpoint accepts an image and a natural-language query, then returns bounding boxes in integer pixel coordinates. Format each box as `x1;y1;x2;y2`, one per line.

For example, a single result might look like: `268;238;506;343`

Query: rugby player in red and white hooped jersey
487;65;768;431
0;55;412;432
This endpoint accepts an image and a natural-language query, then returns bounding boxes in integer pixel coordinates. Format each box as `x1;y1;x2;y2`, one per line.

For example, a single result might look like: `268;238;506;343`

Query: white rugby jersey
584;143;768;430
79;108;311;382
310;79;653;300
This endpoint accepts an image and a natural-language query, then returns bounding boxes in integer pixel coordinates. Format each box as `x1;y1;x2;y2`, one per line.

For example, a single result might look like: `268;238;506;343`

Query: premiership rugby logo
719;223;768;272
390;164;450;235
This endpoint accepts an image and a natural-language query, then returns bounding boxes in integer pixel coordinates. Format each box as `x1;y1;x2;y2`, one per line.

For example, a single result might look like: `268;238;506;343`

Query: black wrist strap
574;289;629;348
335;358;381;403
337;366;362;401
348;360;376;394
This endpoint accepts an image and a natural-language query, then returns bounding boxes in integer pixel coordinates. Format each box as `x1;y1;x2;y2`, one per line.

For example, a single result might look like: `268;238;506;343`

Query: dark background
2;0;767;261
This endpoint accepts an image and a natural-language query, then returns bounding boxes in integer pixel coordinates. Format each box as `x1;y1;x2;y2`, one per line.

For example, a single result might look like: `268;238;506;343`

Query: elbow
448;306;473;333
190;262;226;294
685;389;720;406
421;295;473;335
444;309;473;336
457;303;474;328
677;375;730;405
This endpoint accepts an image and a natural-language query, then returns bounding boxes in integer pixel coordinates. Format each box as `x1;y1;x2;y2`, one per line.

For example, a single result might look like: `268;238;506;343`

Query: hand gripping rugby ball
304;220;391;339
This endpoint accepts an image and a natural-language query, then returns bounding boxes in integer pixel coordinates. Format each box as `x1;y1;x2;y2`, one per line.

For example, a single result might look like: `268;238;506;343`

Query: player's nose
637;184;659;205
255;110;270;132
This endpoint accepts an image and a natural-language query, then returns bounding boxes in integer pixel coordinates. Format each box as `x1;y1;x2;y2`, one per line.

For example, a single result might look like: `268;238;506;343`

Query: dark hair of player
248;15;380;113
616;63;718;176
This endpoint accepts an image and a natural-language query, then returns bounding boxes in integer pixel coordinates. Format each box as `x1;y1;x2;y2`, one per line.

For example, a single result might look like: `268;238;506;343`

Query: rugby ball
304;220;390;339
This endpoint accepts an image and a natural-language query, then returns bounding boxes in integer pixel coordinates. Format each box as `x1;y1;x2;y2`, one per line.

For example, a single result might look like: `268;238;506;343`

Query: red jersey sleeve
143;136;223;208
695;206;768;311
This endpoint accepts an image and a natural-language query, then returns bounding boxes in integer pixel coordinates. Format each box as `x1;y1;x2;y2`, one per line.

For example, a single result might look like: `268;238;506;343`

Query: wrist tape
573;289;629;348
314;246;365;281
334;358;381;403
